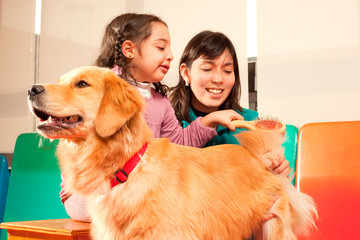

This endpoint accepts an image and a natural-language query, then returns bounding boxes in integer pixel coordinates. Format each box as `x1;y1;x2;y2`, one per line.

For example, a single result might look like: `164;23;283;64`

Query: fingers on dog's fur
95;73;144;138
265;177;317;239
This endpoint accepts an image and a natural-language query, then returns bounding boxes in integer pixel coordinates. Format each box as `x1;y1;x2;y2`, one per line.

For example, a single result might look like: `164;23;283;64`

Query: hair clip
112;65;123;77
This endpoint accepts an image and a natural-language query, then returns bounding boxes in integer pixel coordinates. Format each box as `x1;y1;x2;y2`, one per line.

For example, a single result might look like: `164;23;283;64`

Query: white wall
0;0;248;152
257;0;360;127
38;0;128;84
0;0;36;152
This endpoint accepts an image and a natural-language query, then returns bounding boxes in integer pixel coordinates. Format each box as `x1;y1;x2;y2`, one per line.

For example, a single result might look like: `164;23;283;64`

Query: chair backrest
1;133;69;240
0;155;9;236
283;124;299;185
295;121;360;239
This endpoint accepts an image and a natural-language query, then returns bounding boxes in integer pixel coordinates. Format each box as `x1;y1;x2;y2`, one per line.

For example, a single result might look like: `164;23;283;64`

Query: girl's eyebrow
202;60;215;64
202;60;234;66
154;38;168;43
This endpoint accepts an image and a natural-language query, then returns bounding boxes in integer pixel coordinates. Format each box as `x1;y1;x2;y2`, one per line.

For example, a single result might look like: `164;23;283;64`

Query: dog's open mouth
33;107;83;130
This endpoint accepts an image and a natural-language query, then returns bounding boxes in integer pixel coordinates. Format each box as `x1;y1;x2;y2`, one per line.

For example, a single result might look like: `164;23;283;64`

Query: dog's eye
76;80;90;88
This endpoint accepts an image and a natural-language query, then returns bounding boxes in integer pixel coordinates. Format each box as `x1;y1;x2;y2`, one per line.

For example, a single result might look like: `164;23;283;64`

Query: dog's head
28;66;144;140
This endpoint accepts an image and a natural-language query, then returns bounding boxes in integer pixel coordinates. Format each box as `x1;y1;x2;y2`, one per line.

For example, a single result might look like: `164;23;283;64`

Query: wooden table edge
0;219;90;236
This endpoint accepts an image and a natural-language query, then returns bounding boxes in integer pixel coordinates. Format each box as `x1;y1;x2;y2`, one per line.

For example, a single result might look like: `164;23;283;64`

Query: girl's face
131;22;173;83
182;49;235;113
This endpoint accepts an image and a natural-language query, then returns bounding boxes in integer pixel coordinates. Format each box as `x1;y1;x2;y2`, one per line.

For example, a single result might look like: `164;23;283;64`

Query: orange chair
295;121;360;239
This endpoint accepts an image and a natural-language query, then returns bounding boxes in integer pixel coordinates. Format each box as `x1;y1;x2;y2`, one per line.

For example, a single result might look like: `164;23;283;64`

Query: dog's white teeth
39;116;55;126
48;116;54;123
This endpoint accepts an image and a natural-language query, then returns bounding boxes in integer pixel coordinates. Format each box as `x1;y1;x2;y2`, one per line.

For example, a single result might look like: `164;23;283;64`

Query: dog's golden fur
28;66;316;240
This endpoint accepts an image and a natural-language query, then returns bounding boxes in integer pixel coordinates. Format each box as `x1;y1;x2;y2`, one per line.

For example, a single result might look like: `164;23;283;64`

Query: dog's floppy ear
95;73;144;138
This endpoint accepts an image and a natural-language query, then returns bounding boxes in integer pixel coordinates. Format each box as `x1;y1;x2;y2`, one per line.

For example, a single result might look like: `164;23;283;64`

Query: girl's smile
206;88;224;95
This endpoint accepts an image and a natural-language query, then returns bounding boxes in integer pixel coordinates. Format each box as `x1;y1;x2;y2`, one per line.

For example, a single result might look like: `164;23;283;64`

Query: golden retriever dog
28;66;316;240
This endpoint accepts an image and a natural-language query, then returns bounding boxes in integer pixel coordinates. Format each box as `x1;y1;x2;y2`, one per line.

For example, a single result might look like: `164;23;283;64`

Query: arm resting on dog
60;174;90;222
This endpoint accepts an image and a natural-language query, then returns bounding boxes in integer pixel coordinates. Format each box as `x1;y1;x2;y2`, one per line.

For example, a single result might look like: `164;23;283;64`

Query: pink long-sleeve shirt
62;87;217;222
144;88;217;146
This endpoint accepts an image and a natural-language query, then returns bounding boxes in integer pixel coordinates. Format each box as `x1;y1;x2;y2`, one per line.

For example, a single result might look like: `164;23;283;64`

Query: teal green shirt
182;108;258;147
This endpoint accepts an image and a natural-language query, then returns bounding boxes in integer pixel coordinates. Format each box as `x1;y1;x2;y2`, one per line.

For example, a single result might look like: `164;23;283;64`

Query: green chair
1;133;69;240
0;155;9;237
283;124;299;185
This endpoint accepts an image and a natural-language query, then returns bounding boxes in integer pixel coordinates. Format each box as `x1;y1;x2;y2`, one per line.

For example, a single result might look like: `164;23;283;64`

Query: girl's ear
122;40;135;59
180;63;190;86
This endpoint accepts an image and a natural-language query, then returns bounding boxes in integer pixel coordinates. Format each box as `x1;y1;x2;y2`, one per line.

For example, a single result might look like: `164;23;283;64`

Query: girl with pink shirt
60;13;243;222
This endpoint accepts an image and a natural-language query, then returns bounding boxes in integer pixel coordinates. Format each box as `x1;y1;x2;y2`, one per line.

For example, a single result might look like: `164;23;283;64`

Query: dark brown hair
169;31;243;122
95;13;169;95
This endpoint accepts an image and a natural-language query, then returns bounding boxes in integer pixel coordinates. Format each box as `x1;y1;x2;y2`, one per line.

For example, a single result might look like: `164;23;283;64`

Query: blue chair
1;133;69;240
0;156;9;237
283;125;299;185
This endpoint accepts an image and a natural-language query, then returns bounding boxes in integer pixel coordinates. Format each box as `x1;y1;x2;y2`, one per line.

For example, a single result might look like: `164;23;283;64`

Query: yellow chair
295;121;360;239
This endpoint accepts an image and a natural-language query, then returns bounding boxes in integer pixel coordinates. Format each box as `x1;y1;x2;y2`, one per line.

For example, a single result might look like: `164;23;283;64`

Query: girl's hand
269;155;291;177
200;109;244;131
60;174;72;204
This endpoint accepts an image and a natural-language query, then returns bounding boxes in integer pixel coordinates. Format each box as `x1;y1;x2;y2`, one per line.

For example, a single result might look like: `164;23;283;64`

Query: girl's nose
167;49;174;62
211;72;223;83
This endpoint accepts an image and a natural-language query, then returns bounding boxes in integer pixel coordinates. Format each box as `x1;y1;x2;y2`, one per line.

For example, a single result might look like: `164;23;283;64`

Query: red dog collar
110;143;148;188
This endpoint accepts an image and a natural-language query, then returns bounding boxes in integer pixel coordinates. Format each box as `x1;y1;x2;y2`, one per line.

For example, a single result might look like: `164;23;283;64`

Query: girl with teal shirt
170;31;290;239
169;30;289;174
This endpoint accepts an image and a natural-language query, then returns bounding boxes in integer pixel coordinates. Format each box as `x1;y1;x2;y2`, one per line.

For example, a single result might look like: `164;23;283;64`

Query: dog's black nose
28;85;45;100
